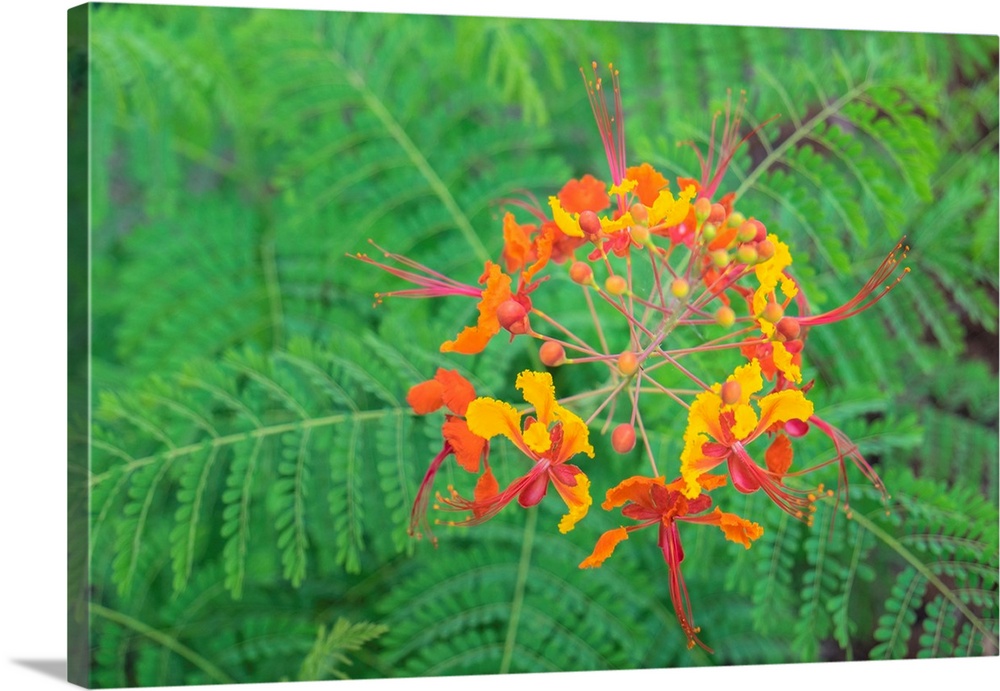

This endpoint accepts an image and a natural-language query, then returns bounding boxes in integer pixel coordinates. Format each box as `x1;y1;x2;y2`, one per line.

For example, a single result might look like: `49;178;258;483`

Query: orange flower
440;370;595;533
580;474;763;651
440;262;524;355
406;370;488;544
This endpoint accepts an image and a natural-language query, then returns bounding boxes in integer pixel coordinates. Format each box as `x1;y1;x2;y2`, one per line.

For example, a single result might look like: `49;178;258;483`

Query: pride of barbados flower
680;358;816;520
580;474;763;651
442;370;595;533
356;60;910;655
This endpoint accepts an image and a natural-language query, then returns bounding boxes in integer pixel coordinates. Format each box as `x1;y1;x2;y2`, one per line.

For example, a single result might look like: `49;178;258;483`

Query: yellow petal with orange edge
579;527;629;568
771;341;802;383
680;434;728;499
649;185;696;226
680;389;725;498
599;212;635;234
709;508;764;549
724;359;763;439
548;196;583;238
523;420;551;454
516;370;558;424
727;359;764;401
609;178;637;197
756;389;814;433
556;416;594;461
553;471;592;534
685;388;725;443
602;475;665;510
465;397;522;446
753;234;793;329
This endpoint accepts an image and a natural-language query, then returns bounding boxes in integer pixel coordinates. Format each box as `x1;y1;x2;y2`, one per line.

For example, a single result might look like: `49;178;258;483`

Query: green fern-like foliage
81;4;998;686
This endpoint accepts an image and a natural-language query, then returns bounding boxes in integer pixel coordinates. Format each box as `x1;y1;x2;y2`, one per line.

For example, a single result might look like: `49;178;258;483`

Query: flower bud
726;211;746;228
710;249;730;268
670;278;690;299
569;260;593;285
497;299;529;334
750;218;767;242
631;223;650;246
775;317;801;340
579;210;602;238
708;203;727;225
756;238;775;262
539;340;566;367
611;423;637;454
617;351;639;376
701;222;718;242
785;418;809;437
629;203;649;224
694;197;712;222
715;305;736;328
760;300;784;324
736;243;758;265
736;220;758;244
721;380;742;406
605;275;628;296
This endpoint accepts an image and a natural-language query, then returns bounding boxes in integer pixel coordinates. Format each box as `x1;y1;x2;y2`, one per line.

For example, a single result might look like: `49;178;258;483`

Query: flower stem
500;505;538;674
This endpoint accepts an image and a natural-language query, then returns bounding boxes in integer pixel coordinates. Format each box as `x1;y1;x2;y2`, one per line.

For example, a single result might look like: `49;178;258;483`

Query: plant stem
500;506;538;674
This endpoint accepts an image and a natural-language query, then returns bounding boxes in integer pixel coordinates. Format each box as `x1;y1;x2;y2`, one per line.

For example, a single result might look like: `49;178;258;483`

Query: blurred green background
73;3;998;686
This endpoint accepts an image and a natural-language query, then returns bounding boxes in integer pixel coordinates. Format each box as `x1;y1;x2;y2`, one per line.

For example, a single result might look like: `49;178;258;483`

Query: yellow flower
452;371;595;532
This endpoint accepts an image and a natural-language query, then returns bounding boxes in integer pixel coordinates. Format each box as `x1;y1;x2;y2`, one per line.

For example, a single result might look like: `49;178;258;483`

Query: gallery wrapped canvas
67;2;999;688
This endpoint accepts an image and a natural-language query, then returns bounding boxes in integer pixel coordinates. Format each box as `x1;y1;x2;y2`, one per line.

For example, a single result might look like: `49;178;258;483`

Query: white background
1;1;997;690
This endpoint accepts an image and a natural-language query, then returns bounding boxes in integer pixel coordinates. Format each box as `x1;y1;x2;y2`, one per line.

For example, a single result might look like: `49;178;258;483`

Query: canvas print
67;2;1000;688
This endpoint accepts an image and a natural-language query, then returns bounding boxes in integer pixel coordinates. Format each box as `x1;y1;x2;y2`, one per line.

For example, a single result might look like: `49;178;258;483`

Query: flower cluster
353;63;907;651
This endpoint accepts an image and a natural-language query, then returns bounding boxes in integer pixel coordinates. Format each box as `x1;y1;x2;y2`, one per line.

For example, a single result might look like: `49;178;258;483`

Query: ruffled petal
523;420;552;454
442;416;486;473
579;527;629;568
548;196;584;238
558;174;610;214
552;470;592;533
434;369;477;416
608;178;637;198
602;475;665;511
648;184;696;227
755;389;814;437
516;370;558;425
705;507;765;549
440;262;512;354
465;397;523;448
625;163;668;207
555;416;595;461
770;341;802;384
764;433;794;477
406;378;444;415
501;212;533;274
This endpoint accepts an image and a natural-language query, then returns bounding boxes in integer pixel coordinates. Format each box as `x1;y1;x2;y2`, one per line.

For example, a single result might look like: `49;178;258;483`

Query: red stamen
351;240;482;302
